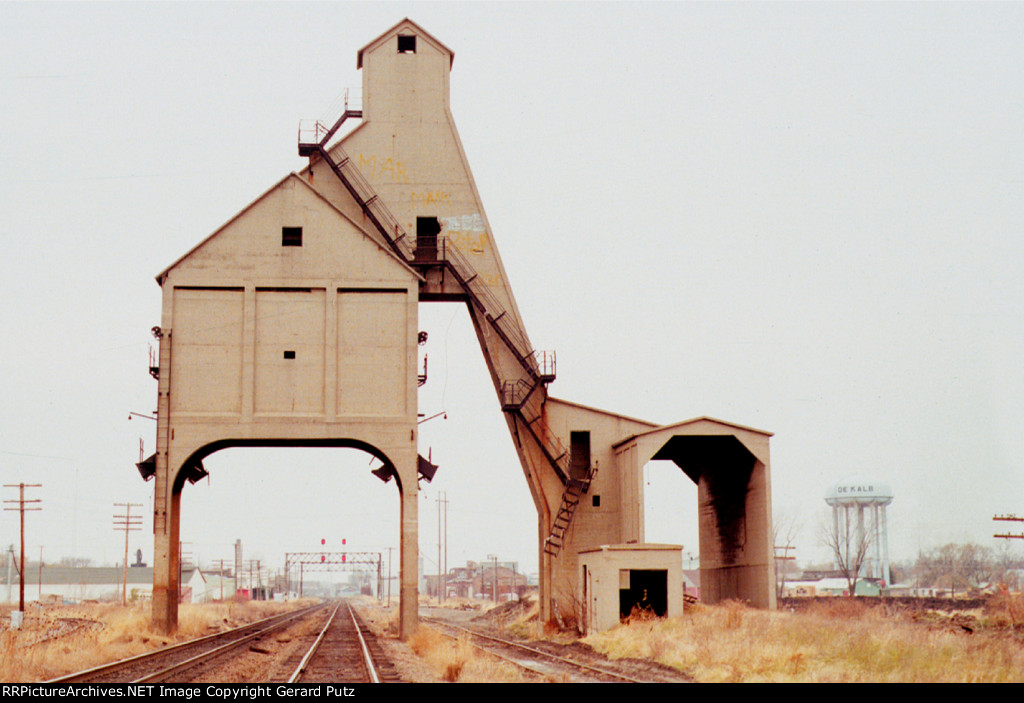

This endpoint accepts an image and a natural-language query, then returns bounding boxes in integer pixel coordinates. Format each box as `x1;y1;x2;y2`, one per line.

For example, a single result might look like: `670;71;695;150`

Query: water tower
825;477;893;585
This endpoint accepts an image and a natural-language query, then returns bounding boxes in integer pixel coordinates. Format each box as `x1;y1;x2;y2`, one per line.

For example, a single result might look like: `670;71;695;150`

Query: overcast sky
1;2;1023;584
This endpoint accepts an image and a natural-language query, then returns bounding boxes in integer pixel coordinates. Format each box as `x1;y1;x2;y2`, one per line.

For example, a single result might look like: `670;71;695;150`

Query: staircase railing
544;463;599;556
299;113;574;506
440;238;538;378
308;143;416;261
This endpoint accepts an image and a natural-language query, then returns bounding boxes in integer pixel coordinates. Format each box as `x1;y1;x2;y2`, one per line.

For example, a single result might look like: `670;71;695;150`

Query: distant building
782;577;885;597
2;566;153;604
423;560;528;600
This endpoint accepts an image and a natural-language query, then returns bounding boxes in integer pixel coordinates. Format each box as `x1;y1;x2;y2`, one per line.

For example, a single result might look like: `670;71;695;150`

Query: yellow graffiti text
357;154;409;183
446;230;489;254
411;191;453;207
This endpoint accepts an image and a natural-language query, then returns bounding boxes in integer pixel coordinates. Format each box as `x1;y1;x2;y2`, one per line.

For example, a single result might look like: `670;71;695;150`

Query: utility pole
387;547;392;607
488;554;498;604
994;514;1024;540
436;492;448;603
774;544;797;599
4;483;41;613
114;503;142;605
443;495;448;602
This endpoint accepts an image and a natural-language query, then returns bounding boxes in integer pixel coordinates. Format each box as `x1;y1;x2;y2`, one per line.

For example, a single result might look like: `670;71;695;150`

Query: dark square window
398;35;416;54
283;351;296;359
592;495;601;508
282;227;302;247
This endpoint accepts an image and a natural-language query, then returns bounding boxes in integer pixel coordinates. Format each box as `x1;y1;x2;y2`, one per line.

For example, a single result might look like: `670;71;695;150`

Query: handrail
441;238;538;376
306;143;415;261
299;114;571;487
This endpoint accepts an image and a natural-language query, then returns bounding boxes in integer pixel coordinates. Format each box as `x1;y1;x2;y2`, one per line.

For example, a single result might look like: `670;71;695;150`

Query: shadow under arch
170;437;405;496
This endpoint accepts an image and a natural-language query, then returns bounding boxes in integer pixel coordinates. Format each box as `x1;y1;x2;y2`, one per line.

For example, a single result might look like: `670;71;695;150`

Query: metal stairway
299;114;586;552
544;464;599;556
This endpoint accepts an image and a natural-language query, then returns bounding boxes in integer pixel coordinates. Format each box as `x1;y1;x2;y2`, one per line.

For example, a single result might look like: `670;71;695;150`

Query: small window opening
398;35;416;54
592;495;601;508
283;351;296;359
282;227;303;247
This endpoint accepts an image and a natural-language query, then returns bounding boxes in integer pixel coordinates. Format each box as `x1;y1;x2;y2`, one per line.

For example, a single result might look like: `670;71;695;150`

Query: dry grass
584;599;1024;682
0;599;311;683
985;594;1024;629
407;625;529;683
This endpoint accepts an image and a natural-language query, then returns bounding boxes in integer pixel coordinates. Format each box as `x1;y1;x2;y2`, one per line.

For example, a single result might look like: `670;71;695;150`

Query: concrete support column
152;475;181;632
539;517;552;624
399;465;419;640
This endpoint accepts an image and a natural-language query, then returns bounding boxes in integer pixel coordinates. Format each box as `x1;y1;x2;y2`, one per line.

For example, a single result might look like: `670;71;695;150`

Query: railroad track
16;617;105;649
48;602;329;684
423;617;691;683
285;600;401;683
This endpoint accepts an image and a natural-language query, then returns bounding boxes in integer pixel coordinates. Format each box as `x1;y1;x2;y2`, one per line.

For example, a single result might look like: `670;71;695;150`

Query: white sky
2;3;1023;582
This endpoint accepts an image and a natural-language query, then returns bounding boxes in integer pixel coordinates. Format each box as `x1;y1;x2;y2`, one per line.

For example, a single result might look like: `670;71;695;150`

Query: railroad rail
422;618;689;683
287;600;401;683
48;602;329;684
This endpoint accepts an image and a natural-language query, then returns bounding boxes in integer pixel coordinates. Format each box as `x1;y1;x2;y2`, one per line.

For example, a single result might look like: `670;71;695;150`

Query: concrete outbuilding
579;544;685;634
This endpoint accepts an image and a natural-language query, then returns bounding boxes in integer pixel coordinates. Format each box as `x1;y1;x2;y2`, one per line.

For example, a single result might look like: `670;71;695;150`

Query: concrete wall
542;399;660;606
578;544;684;633
614;418;776;609
152;173;422;636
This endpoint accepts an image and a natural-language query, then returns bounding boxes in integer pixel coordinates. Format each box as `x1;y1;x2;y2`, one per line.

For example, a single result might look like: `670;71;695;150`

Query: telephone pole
4;483;42;612
113;503;142;604
436;492;448;602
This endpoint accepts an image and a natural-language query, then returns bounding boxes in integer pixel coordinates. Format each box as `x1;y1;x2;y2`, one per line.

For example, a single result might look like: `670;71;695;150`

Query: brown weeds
584;598;1024;682
407;625;528;683
0;599;310;683
986;594;1024;629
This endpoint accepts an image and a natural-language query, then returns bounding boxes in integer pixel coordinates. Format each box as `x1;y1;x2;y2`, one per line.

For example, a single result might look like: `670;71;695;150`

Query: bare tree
916;543;995;596
820;510;872;596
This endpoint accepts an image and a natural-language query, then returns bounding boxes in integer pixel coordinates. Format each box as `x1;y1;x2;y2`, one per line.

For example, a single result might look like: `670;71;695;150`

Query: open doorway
619;569;668;618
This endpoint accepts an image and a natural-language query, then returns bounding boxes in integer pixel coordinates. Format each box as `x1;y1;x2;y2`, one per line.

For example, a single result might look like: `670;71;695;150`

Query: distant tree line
900;543;1024;595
